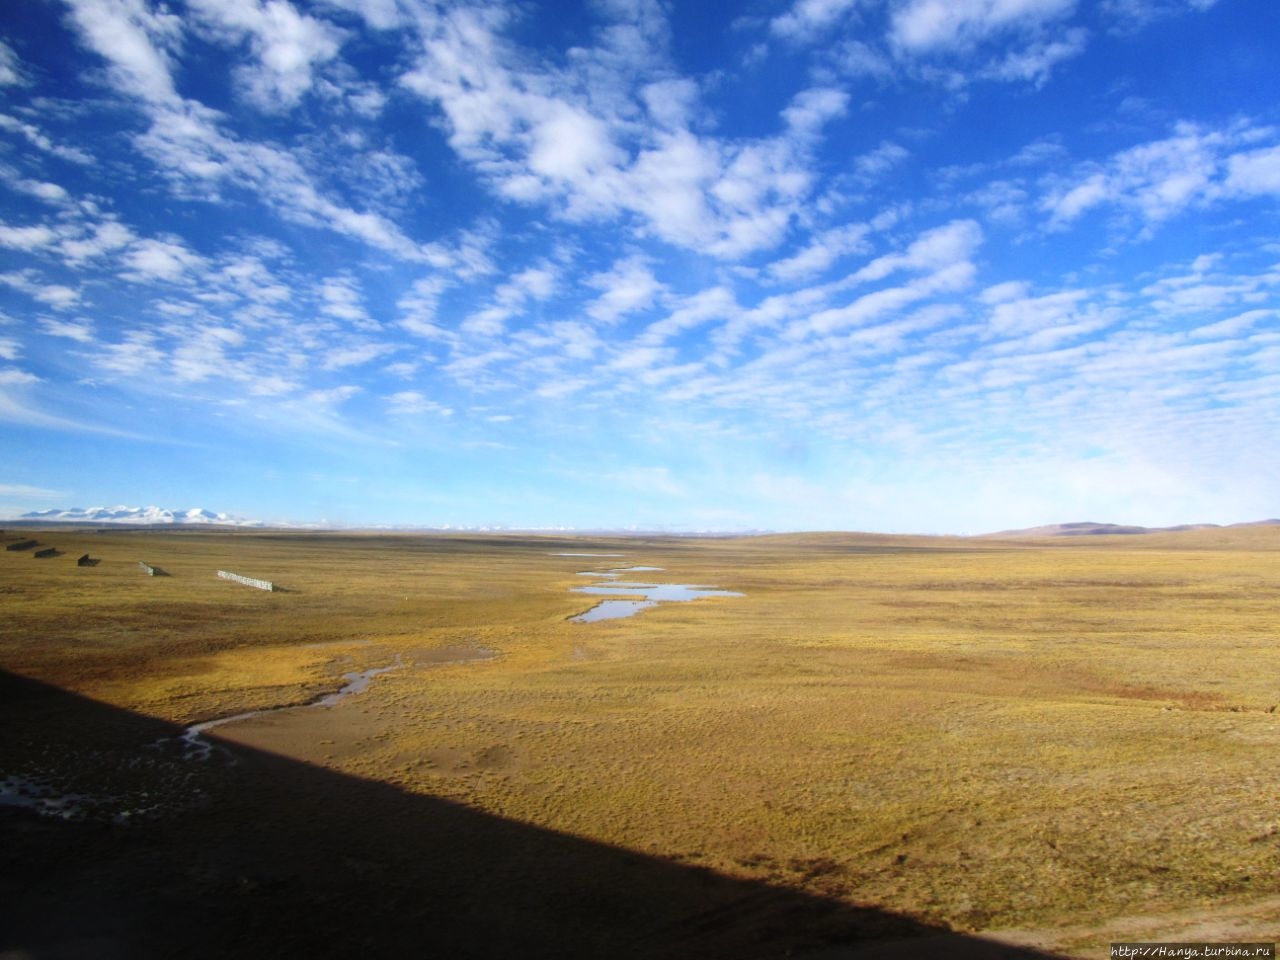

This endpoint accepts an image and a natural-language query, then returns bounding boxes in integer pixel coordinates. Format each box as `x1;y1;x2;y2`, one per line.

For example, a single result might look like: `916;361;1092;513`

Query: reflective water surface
569;565;743;623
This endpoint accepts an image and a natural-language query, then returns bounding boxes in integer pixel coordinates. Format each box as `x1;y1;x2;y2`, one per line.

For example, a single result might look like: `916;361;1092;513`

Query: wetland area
3;526;1279;957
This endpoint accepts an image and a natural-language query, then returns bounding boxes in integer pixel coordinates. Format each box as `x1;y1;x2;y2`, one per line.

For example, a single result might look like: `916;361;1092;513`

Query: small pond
569;565;743;623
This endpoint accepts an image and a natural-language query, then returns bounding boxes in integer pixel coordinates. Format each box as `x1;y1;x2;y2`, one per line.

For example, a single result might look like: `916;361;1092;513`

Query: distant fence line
217;570;275;592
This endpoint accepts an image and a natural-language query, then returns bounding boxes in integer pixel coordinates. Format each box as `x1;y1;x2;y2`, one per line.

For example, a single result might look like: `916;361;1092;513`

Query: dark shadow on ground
0;670;1070;959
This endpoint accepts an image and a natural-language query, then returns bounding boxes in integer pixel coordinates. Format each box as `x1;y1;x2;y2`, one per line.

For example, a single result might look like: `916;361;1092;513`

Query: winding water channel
5;553;739;823
174;662;404;762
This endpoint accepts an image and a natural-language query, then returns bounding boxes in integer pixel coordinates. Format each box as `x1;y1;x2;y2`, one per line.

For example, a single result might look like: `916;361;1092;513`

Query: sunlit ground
4;526;1279;956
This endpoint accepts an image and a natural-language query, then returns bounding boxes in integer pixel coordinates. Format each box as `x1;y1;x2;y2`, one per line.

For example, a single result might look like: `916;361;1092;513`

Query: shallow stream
172;662;404;762
1;647;497;822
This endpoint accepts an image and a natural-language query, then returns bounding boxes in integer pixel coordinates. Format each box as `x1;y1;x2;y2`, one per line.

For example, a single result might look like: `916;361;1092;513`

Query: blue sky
0;0;1277;532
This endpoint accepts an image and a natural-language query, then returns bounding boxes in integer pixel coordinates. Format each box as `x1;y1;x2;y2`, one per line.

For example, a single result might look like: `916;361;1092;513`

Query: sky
0;0;1277;533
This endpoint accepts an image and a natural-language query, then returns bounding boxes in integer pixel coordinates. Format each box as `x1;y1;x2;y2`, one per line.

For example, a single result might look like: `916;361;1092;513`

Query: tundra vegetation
2;526;1278;956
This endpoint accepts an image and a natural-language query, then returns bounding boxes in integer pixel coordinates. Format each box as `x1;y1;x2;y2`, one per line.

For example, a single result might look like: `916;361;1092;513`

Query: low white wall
217;569;274;592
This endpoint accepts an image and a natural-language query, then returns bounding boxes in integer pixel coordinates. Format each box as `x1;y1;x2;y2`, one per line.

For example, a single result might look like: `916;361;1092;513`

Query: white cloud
535;377;591;399
498;264;558;304
586;256;665;323
170;325;246;382
322;342;395;370
0;224;60;251
515;320;603;361
0;114;94;165
121;237;207;282
217;255;291;304
36;284;81;309
782;87;850;138
0;483;66;499
96;332;164;376
801;265;975;336
399;10;836;258
0;272;80;310
980;279;1030;303
0;367;41;387
63;0;185;105
1042;170;1111;223
640;78;699;129
319;276;372;323
323;0;401;31
1225;144;1280;196
59;221;136;262
137;105;426;259
527;103;623;185
854;140;910;180
890;0;1078;53
830;38;894;78
986;288;1090;334
608;344;671;373
461;306;510;338
870;0;1089;88
635;286;738;348
1040;122;1280;233
0;169;73;206
981;27;1087;86
850;219;984;284
386;390;453;416
247;374;298;397
40;318;96;342
767;223;871;282
0;40;26;87
981;289;1120;354
1189;309;1273;341
1009;136;1068;167
965;179;1031;226
396;276;452;340
383;361;419;379
1103;0;1220;31
61;0;432;262
304;384;361;408
1139;255;1280;316
185;0;345;110
455;263;561;341
770;0;863;41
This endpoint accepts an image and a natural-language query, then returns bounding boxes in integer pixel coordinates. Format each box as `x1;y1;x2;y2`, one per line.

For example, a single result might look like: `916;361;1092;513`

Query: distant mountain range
15;505;262;526
5;506;748;533
9;507;1280;536
7;506;580;532
985;520;1280;538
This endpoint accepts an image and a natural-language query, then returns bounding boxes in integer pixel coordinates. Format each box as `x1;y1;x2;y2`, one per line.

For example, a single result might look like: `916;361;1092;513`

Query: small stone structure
138;561;160;576
7;539;38;552
77;554;94;567
217;570;275;592
34;547;57;558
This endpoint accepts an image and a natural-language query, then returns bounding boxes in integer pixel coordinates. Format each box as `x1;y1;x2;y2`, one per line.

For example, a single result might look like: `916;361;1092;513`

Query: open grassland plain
2;526;1279;957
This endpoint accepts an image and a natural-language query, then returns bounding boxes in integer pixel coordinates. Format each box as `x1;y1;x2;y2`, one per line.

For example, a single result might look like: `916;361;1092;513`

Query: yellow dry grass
4;524;1279;954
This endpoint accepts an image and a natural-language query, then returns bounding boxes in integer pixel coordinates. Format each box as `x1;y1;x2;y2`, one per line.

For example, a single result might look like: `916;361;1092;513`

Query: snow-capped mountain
18;505;262;526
